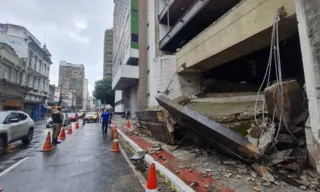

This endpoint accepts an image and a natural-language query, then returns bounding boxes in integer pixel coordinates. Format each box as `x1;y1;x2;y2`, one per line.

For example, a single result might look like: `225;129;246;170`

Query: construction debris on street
132;79;319;191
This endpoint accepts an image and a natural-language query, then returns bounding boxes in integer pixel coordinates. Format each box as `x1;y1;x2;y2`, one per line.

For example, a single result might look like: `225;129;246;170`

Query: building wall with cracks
295;0;320;179
142;0;320;184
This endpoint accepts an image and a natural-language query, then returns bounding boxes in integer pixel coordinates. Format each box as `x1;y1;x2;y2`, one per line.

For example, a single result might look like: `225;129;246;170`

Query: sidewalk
113;116;311;192
113;116;233;192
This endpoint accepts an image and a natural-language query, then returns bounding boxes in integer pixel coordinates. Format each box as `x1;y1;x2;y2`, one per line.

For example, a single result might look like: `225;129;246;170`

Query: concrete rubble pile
134;79;319;190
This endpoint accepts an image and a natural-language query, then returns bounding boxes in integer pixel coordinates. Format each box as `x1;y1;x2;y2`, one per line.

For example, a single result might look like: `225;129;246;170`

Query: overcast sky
0;0;114;96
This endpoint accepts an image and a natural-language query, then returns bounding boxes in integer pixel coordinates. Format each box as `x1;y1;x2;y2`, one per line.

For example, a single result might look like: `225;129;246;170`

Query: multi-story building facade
112;0;140;115
103;29;113;79
48;84;56;106
82;79;88;110
58;61;85;110
0;24;52;120
0;42;27;111
148;0;320;177
146;0;302;107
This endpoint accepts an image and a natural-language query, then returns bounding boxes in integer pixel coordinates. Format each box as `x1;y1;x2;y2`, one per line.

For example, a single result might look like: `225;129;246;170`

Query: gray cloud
0;0;114;95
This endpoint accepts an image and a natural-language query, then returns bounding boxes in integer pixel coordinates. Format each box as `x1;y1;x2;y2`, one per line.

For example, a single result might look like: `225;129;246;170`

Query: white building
0;23;52;120
88;96;95;109
146;1;200;107
112;0;139;115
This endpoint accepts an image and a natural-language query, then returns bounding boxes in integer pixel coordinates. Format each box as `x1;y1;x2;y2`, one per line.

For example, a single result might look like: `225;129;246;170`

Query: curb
118;129;195;192
118;144;147;188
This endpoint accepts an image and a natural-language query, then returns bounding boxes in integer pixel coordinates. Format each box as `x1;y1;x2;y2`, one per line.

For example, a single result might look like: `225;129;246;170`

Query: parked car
63;113;70;126
46;117;53;128
67;113;78;122
46;113;70;128
0;111;34;154
84;112;99;123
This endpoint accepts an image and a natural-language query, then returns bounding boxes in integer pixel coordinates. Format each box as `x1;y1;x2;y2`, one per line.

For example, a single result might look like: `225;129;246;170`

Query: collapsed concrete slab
155;96;260;161
135;110;175;145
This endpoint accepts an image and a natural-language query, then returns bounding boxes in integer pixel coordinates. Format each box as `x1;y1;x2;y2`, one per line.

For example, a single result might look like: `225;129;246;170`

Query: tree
93;77;115;107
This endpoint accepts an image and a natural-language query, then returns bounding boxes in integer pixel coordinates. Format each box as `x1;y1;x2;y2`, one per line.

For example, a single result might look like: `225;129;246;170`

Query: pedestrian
79;111;86;125
51;107;63;145
126;110;130;120
100;109;110;135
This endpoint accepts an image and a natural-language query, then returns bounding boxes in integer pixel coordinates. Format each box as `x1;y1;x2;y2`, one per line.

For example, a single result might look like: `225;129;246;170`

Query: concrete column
295;0;320;180
137;0;148;111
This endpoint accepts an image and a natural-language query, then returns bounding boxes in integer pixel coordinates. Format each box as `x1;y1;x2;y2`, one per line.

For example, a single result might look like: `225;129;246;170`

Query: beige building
147;0;302;103
58;61;85;109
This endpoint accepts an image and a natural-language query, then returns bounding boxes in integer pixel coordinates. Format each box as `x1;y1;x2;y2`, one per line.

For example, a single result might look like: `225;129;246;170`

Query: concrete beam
112;64;139;90
160;0;210;49
138;0;148;111
176;0;297;72
295;0;320;181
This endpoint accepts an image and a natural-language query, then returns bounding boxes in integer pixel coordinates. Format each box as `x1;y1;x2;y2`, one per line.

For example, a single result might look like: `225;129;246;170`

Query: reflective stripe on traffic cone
75;122;79;129
67;125;73;134
111;130;120;152
40;132;54;152
59;127;66;140
127;120;131;128
146;163;158;192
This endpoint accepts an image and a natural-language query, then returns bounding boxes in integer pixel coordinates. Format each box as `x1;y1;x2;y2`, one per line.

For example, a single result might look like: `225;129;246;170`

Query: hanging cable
255;9;297;151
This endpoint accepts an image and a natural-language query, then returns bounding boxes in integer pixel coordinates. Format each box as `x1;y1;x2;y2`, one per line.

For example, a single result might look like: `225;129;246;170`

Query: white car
0;111;34;154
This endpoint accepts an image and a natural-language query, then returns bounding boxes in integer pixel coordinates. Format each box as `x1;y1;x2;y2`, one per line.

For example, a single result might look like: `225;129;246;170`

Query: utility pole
295;0;320;181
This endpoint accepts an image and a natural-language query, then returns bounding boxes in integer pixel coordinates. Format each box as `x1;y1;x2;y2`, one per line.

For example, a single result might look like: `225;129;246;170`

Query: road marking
0;157;29;177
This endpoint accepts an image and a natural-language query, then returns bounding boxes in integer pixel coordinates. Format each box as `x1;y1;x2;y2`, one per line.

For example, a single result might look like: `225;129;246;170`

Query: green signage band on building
131;0;139;49
131;0;138;10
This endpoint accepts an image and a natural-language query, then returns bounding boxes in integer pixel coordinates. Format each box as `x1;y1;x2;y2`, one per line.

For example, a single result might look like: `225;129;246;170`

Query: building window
11;70;17;83
131;33;138;44
34;56;38;70
4;71;10;81
19;73;23;85
28;75;33;87
29;51;33;66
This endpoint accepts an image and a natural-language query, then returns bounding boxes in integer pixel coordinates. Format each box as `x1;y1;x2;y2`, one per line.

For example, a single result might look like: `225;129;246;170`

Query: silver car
0;111;34;154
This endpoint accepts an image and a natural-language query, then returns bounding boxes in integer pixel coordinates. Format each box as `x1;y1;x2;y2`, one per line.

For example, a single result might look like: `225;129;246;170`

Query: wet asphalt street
0;120;144;192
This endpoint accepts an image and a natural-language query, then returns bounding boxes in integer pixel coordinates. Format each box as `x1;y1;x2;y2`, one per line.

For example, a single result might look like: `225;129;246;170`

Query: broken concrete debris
264;80;308;128
223;160;236;165
251;171;258;178
265;149;293;166
222;172;232;178
133;79;316;189
300;185;307;190
129;151;148;160
147;143;163;155
252;163;275;183
189;181;199;188
257;123;276;155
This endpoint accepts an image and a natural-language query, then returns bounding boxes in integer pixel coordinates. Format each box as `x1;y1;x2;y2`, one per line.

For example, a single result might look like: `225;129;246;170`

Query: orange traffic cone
111;130;120;152
59;127;66;140
75;122;79;129
146;163;158;191
40;132;54;152
127;120;131;128
112;125;118;139
67;125;73;134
